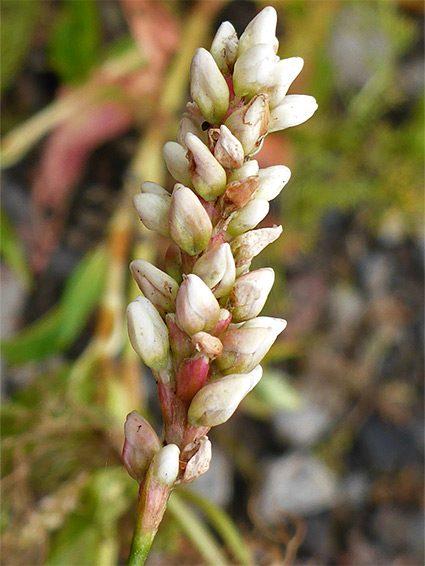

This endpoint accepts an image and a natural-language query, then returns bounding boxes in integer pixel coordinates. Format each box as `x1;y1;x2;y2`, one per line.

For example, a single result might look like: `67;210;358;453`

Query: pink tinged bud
233;44;276;99
182;436;212;483
176;355;210;403
215;317;286;374
213;125;244;170
210;21;238;75
238;6;278;55
192;243;235;298
268;95;318;133
211;308;232;336
230;268;275;322
166;313;195;360
188;365;263;427
227;199;269;237
175;274;221;336
127;296;170;371
255;165;291;201
228;159;259;183
231;225;283;268
163;142;192;187
122;411;161;483
185;133;227;201
168;184;212;256
130;259;179;314
141;181;170;196
133;193;171;237
192;331;223;360
151;444;180;486
225;94;270;155
190;47;230;124
266;57;304;108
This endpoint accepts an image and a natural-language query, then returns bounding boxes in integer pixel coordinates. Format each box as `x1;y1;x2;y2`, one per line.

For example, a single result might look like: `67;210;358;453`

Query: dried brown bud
220;176;259;217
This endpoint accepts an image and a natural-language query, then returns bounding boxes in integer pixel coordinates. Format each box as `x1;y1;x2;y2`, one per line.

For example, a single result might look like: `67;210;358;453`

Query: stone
272;401;332;447
257;451;339;521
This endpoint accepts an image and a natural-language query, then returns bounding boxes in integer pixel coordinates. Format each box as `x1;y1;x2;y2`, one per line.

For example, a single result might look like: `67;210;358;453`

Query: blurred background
1;1;423;564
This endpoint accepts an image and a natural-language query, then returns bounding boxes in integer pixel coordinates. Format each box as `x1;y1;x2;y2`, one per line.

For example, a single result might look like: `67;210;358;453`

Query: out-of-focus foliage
0;0;40;92
276;1;423;244
2;247;108;364
49;0;102;84
0;208;32;288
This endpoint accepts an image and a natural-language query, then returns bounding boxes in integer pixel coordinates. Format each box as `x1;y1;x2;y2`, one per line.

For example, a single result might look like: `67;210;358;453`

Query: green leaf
57;246;108;348
0;208;32;288
0;0;40;92
242;369;303;418
178;488;254;566
1;247;108;364
1;307;64;364
167;492;229;566
49;0;101;84
47;512;99;566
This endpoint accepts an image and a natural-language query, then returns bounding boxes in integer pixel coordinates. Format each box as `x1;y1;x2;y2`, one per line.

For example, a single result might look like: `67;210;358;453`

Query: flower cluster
123;6;317;487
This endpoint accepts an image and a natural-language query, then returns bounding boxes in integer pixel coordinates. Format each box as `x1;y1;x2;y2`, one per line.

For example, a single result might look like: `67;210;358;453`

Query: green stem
127;478;172;566
127;529;156;566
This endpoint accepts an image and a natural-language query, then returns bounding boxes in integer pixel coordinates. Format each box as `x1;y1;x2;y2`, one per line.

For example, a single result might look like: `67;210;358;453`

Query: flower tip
151;444;180;486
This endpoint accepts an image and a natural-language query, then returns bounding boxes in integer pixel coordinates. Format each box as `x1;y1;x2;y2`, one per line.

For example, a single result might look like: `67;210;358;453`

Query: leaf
46;513;99;566
0;0;40;92
1;307;64;365
242;369;303;418
57;246;108;347
0;207;32;288
167;492;229;566
49;0;101;84
178;488;254;566
1;247;108;364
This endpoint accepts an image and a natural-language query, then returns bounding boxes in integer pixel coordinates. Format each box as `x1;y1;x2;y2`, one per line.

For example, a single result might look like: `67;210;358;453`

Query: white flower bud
130;259;179;313
122;411;161;483
168;184;212;256
225;94;270;155
175;274;220;336
255;165;291;201
230;268;275;322
268;94;318;133
192;243;235;298
151;444;180;486
266;57;304;108
228;159;259;183
176;115;204;147
227;199;269;237
133;192;171;237
213;125;244;170
163;141;192;186
238;6;278;55
210;21;239;75
127;296;170;371
190;48;230;124
141;181;170;196
215;317;286;374
185;133;227;201
231;225;283;268
188;365;263;426
233;44;276;99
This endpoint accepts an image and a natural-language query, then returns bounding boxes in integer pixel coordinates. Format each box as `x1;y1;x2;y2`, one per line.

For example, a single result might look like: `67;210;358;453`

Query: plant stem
127;477;172;566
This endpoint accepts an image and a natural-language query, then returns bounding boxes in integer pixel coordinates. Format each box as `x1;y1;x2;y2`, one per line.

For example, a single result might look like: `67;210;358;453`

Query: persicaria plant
122;6;317;564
